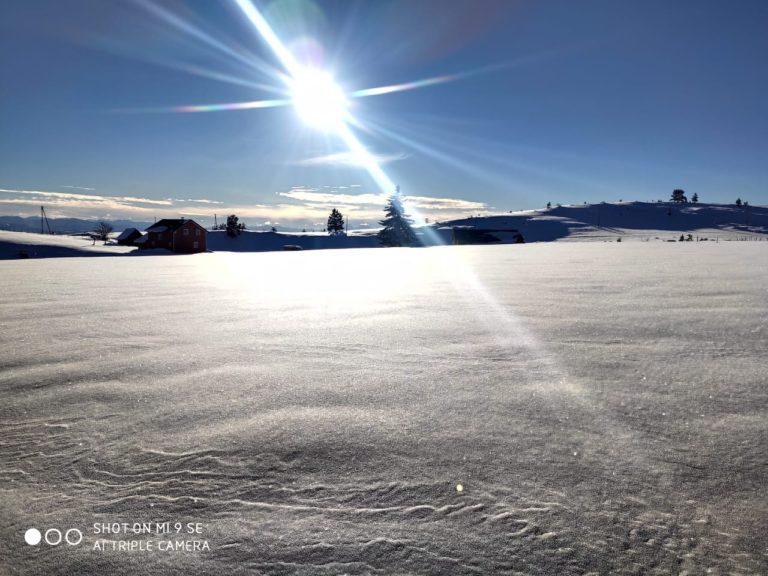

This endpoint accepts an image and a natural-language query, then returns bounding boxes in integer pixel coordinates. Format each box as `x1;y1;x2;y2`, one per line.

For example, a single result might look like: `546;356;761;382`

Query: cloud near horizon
0;186;488;225
171;198;224;205
1;188;171;206
295;151;409;167
278;188;388;206
277;187;487;211
0;188;227;220
61;185;96;191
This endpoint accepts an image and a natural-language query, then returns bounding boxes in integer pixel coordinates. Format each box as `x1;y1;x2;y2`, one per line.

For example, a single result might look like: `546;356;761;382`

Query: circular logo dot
45;529;62;546
65;529;83;546
25;528;42;546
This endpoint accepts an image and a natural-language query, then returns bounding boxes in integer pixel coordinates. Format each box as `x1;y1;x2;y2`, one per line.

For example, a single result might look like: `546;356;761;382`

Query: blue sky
1;0;766;228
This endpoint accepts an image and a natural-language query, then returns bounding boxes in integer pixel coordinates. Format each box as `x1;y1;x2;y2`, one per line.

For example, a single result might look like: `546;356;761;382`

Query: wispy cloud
61;185;96;191
278;188;388;206
277;187;487;212
404;195;487;211
0;187;181;220
171;198;224;205
296;151;409;167
0;188;171;206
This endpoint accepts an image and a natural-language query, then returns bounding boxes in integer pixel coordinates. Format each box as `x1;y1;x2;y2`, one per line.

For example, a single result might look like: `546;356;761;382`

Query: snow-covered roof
145;218;203;233
116;228;140;241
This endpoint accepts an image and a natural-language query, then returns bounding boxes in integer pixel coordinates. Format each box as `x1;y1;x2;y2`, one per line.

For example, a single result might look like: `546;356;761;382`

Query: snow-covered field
1;243;766;575
0;231;134;259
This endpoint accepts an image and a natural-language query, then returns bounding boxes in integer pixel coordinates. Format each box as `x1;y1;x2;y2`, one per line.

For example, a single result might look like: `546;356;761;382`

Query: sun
289;68;349;131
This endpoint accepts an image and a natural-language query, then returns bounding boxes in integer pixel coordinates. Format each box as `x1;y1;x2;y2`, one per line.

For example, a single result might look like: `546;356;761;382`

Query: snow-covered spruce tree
327;208;345;235
378;188;417;247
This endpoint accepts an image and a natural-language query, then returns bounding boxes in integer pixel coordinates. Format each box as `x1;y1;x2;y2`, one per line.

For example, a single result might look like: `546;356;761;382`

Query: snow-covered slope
444;202;768;242
207;230;379;252
0;231;134;259
207;202;768;253
1;244;766;574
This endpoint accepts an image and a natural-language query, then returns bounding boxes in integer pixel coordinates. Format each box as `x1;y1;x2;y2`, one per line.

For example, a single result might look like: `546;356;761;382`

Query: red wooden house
141;218;207;253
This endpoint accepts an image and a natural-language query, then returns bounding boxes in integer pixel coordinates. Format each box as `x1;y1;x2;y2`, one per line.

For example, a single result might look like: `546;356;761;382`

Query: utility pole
40;206;52;234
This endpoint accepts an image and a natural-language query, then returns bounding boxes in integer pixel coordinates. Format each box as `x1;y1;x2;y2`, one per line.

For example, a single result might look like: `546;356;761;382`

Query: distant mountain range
0;216;154;234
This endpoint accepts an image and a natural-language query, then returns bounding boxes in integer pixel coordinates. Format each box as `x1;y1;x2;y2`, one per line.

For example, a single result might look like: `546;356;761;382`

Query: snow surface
0;231;134;259
1;243;766;574
207;230;379;252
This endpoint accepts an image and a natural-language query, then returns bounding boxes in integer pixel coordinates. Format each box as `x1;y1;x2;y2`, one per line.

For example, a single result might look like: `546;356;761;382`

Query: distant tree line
670;190;749;207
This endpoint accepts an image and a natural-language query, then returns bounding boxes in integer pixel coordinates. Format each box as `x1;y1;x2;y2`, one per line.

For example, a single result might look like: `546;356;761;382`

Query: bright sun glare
290;68;349;131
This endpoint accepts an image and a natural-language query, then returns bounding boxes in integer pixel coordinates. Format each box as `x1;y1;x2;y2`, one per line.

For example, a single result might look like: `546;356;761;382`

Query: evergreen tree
735;197;742;207
327;208;345;235
378;187;417;247
691;192;698;203
226;214;245;237
671;189;687;203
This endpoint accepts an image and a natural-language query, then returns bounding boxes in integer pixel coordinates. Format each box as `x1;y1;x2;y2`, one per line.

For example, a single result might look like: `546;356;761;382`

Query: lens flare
351;75;457;98
290;68;349;131
174;98;291;113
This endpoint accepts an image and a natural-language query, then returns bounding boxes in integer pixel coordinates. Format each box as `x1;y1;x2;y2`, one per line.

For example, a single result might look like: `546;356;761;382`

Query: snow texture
0;243;766;575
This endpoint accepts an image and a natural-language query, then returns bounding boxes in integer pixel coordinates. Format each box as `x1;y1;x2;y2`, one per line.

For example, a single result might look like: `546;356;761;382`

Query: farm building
141;218;207;253
115;227;143;246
